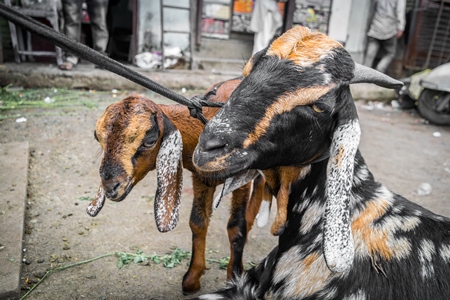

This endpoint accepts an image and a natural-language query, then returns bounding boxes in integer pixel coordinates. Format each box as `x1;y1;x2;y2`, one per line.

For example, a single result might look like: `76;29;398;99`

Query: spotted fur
155;129;183;232
192;26;450;299
86;186;105;217
324;119;361;272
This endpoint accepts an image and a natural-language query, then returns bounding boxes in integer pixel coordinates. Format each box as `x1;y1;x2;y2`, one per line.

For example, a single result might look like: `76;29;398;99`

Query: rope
188;77;243;123
0;3;223;123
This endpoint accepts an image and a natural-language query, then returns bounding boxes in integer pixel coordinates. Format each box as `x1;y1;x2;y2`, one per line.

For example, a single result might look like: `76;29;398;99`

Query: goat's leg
227;182;252;280
245;174;266;233
182;175;215;295
271;184;289;236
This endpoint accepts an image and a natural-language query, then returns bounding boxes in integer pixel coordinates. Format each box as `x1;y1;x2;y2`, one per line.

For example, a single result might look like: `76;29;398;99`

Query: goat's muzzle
101;177;133;202
194;137;227;166
193;139;254;180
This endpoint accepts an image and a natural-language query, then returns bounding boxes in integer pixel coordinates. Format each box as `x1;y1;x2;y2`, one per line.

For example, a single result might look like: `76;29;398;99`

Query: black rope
0;3;223;123
187;78;239;123
188;96;208;124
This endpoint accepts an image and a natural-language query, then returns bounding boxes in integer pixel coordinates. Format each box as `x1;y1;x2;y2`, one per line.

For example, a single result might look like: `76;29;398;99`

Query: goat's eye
138;114;159;151
310;104;324;113
139;139;157;150
143;140;156;148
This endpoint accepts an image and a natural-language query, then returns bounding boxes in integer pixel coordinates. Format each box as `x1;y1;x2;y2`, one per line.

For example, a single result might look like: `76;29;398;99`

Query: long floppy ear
86;185;106;217
323;64;401;272
242;47;268;77
154;115;183;232
350;63;403;89
323;100;360;273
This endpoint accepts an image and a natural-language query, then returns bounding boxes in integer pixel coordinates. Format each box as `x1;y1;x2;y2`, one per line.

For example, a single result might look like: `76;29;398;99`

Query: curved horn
351;63;403;89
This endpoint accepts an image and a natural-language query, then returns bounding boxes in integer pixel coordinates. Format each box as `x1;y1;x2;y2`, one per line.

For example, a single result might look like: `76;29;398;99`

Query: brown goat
88;78;268;295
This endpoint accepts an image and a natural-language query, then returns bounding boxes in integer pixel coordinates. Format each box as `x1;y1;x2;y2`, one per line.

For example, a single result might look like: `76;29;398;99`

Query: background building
1;0;449;78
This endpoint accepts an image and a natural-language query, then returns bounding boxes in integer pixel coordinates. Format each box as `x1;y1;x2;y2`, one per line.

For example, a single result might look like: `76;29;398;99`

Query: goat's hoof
271;224;286;236
182;274;202;295
182;283;201;296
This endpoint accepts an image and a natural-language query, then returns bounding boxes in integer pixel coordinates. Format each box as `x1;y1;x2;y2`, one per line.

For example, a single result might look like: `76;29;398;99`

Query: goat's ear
243;47;268;77
350;63;403;89
323;102;360;272
86;185;106;217
154;115;183;232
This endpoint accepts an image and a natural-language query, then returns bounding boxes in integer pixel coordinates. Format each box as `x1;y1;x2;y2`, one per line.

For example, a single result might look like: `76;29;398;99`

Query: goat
87;78;268;295
191;26;450;299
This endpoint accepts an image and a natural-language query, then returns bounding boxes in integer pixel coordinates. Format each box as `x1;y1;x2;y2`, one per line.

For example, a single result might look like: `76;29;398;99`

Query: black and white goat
191;26;450;299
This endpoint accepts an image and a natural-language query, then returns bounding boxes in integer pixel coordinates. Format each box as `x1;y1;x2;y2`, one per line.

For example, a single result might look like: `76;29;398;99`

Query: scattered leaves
116;248;191;269
78;196;94;202
19;247;257;300
0;86;101;119
206;256;230;270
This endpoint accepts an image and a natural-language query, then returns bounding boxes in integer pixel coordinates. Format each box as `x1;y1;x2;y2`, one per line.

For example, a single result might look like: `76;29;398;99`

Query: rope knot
189;94;225;124
189;95;208;124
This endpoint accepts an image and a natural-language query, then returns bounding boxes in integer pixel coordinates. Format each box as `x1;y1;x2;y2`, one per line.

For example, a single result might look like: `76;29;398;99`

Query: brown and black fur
95;78;265;295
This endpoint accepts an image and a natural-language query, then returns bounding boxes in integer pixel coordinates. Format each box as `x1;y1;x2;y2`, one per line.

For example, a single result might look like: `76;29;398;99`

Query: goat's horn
350;63;403;89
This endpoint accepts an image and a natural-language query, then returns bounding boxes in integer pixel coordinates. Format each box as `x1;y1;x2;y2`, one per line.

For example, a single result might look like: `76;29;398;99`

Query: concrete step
0;142;29;300
0;63;398;101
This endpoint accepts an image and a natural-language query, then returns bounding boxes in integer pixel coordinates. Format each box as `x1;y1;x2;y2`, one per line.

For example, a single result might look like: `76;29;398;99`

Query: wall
327;0;371;64
192;0;254;73
137;0;161;53
193;35;253;73
345;0;371;64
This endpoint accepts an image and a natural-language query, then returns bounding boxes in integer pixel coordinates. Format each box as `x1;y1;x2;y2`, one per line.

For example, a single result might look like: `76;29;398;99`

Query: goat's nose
203;138;226;152
194;137;228;169
99;162;123;181
102;180;121;198
100;169;115;181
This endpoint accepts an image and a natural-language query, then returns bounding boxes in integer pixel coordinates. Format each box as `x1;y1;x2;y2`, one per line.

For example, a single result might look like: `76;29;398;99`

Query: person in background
59;0;109;70
250;0;283;55
363;0;406;74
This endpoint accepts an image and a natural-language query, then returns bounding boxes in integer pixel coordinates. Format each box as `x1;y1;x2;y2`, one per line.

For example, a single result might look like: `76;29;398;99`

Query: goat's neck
280;150;378;250
159;104;214;173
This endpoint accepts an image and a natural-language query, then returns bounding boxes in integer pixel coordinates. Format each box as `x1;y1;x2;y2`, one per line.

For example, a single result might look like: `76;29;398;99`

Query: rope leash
0;3;223;124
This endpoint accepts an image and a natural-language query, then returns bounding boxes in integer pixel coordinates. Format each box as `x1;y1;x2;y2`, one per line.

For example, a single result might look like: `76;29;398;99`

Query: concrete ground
0;62;448;300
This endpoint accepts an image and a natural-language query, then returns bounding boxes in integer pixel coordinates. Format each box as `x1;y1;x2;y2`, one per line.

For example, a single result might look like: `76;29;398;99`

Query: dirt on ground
0;86;449;300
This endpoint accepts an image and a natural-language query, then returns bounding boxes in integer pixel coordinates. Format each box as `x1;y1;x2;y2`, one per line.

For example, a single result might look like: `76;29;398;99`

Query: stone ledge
0;142;29;300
